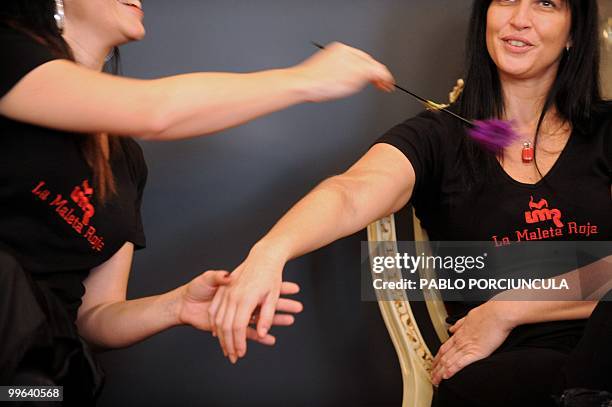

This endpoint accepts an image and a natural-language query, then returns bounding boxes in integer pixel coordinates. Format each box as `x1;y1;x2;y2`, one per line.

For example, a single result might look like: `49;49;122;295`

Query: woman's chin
496;63;538;80
120;26;146;43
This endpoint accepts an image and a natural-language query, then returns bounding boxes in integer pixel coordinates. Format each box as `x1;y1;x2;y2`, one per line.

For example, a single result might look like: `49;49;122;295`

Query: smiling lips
119;1;142;11
501;36;535;53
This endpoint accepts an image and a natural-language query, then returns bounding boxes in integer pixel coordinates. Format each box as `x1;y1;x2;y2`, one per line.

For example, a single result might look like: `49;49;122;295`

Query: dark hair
0;0;118;202
456;0;605;184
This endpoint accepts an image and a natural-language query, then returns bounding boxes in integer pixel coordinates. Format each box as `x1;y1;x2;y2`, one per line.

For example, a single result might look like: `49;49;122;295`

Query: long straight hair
456;0;605;185
0;0;118;202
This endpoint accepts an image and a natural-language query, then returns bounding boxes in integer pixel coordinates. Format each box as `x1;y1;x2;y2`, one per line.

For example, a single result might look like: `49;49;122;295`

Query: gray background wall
98;1;611;406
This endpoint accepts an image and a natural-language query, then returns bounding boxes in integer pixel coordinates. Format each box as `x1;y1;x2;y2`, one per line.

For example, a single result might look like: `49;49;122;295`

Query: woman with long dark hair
212;0;611;405
0;0;395;402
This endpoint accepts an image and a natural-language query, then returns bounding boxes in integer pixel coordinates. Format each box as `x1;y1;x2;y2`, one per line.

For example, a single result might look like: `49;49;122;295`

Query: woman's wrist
250;238;292;271
281;66;318;104
164;285;188;327
483;300;522;330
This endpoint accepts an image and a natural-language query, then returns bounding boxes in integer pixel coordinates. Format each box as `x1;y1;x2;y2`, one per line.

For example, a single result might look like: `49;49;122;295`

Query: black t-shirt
377;109;611;243
376;107;611;333
0;25;147;320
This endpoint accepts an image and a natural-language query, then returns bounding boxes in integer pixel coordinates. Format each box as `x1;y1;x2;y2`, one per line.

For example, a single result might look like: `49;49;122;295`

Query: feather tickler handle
310;41;519;152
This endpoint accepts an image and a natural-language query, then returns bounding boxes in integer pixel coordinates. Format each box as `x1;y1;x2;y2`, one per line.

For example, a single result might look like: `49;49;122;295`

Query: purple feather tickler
467;120;519;152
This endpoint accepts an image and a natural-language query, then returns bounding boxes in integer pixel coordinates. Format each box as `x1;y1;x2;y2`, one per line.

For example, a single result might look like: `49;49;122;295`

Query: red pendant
522;142;534;163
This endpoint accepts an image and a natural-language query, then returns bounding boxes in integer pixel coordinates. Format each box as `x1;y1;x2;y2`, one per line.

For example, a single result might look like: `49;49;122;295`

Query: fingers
374;80;394;92
432;339;461;385
202;270;231;287
221;301;238;363
276;298;303;314
306;41;395;100
432;335;454;382
233;299;256;359
433;335;453;367
334;42;394;90
185;271;230;305
208;286;226;337
246;328;276;346
219;305;297;361
271;314;295;326
232;313;294;358
370;63;395;91
279;281;300;295
448;318;465;334
214;294;229;357
257;291;278;338
208;263;288;363
432;347;475;385
438;349;472;382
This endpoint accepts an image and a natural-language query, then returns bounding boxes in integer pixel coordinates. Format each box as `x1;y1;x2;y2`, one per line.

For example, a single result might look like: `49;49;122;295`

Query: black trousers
433;289;612;407
0;250;103;405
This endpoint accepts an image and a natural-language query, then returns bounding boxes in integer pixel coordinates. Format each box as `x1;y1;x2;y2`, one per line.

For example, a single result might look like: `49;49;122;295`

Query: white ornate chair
365;80;465;407
367;207;449;407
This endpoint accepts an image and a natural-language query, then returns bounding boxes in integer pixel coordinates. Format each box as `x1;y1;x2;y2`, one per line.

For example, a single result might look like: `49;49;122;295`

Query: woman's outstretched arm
76;242;303;349
208;143;416;363
0;42;393;140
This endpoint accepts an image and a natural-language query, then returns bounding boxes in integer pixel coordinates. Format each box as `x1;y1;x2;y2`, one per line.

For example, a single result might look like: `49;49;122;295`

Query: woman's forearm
489;255;612;327
493;300;597;329
250;177;362;263
1;42;393;140
77;286;184;349
252;151;413;264
140;41;393;139
144;69;306;140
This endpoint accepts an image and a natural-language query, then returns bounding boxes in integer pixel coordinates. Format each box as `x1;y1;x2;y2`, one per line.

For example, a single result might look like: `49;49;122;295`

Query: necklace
521;141;534;163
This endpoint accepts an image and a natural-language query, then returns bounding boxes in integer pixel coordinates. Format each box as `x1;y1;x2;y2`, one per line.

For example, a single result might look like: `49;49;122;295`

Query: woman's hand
178;269;302;349
431;301;515;386
208;244;291;364
290;41;395;102
177;270;231;331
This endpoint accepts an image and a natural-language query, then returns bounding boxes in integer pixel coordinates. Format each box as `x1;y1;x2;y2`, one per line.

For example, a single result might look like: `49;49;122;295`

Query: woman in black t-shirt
0;0;396;401
212;0;612;405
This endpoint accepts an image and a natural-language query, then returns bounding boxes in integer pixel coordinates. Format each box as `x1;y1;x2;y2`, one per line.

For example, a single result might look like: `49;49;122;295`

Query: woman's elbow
131;107;172;140
127;81;175;140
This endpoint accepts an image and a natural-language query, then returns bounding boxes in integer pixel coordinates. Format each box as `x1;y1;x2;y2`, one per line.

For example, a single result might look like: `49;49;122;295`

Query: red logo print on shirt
492;195;598;246
31;180;105;252
70;180;95;225
524;196;563;228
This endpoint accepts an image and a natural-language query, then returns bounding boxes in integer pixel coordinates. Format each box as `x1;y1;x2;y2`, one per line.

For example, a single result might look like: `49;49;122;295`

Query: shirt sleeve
0;25;59;99
374;110;451;198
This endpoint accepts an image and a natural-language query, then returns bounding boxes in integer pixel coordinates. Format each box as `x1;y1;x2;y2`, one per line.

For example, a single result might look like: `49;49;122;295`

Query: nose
509;1;532;31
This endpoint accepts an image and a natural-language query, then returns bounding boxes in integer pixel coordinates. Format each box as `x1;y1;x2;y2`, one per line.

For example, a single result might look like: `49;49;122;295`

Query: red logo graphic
70;180;95;225
31;180;105;252
524;196;563;228
492;195;598;245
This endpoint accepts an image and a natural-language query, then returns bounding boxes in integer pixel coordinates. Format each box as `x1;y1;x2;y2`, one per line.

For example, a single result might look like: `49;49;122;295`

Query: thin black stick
392;84;473;127
311;41;474;127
